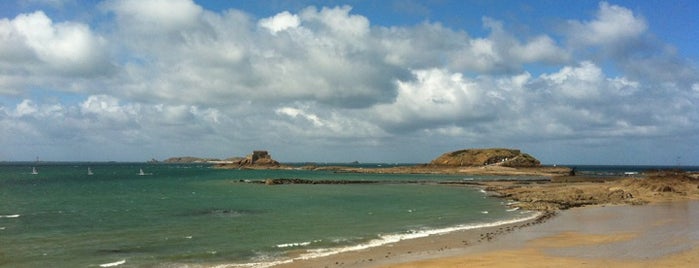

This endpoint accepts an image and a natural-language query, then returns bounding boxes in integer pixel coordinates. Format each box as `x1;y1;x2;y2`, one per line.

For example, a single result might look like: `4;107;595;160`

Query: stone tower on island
238;150;280;166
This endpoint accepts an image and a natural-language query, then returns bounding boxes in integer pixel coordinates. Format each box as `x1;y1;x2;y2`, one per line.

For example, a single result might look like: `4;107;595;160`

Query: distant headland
161;150;281;168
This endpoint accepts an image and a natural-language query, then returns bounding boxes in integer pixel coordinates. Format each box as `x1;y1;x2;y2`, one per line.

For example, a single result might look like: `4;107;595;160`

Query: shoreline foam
221;212;543;268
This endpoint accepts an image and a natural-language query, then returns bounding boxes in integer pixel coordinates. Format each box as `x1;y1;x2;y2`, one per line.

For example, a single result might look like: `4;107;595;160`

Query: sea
0;162;695;267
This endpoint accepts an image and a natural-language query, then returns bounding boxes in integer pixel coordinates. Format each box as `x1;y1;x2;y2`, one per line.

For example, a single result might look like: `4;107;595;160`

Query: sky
1;0;698;165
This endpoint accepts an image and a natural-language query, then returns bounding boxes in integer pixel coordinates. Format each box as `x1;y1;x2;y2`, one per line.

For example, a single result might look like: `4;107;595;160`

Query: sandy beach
385;201;699;268
276;201;699;268
276;171;699;268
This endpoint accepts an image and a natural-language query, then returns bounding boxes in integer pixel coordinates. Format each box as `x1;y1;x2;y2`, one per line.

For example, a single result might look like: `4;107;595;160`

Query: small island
213;150;281;169
429;148;540;167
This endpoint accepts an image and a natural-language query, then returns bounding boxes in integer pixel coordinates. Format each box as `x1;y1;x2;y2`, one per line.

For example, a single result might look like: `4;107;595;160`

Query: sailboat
32;156;39;175
139;168;146;176
87;167;94;175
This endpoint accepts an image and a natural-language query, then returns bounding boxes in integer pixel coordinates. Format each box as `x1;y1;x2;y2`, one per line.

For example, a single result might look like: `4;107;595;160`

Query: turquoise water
0;163;531;267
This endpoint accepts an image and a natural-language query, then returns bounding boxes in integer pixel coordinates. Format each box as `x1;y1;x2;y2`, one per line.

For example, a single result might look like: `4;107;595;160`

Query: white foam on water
224;212;542;268
0;214;20;218
506;207;520;212
276;240;319;248
99;259;126;267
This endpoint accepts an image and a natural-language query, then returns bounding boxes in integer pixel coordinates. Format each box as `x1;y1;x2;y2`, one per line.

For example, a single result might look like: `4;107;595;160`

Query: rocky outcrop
238;151;279;166
483;170;699;211
488;184;637;211
430;148;541;167
213;150;281;168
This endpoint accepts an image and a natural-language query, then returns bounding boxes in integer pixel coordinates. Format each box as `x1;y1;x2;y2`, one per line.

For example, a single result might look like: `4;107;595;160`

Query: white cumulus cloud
0;10;111;76
567;1;647;47
259;11;300;34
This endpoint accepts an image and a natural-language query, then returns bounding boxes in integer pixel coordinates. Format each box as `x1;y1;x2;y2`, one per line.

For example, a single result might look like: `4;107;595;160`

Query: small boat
88;167;94;175
31;167;38;175
139;169;145;176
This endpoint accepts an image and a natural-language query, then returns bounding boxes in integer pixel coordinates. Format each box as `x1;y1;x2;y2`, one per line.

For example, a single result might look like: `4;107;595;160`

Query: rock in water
429;148;541;167
237;150;280;167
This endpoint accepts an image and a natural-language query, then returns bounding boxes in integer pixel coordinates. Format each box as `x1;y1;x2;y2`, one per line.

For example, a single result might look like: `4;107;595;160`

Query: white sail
31;167;38;175
139;169;145;176
88;167;93;175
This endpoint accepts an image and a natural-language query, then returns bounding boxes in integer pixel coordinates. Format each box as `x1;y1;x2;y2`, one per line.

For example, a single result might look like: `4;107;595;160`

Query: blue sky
1;0;698;165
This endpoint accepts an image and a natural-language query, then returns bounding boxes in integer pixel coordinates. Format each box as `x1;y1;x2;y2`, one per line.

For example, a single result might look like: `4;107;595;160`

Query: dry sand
384;201;699;268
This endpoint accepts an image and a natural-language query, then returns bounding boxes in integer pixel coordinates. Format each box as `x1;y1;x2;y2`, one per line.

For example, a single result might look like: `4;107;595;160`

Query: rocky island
214;150;282;169
429;148;540;167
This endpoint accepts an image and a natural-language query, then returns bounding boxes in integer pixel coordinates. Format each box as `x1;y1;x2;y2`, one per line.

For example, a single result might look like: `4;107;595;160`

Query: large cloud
99;2;572;107
565;1;698;87
364;60;697;144
0;11;110;74
0;1;697;163
0;94;232;160
101;3;409;108
448;18;569;73
0;10;112;95
373;68;499;132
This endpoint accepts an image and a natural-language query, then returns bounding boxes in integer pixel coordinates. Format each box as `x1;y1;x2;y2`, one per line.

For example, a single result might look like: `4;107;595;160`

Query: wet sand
277;201;699;267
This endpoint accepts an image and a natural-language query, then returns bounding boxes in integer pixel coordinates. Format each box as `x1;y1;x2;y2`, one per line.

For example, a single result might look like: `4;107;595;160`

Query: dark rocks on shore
239;178;490;185
235;178;381;185
253;178;381;185
488;170;699;211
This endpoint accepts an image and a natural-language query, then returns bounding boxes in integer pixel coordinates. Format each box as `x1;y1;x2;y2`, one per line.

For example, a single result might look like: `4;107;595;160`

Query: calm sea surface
4;163;673;267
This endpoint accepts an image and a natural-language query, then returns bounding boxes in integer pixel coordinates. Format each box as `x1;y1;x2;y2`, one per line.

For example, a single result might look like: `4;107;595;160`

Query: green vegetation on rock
430;148;541;167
